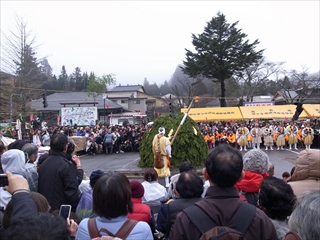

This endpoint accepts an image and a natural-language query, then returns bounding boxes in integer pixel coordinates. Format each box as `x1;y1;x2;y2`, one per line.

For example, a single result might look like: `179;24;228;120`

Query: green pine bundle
139;112;208;168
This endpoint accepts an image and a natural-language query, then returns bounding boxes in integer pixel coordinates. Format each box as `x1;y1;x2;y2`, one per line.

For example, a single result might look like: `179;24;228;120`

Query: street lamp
102;94;107;124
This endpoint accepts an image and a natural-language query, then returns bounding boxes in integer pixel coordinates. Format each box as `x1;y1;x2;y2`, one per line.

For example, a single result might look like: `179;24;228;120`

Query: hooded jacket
288;149;320;197
0;149;31;209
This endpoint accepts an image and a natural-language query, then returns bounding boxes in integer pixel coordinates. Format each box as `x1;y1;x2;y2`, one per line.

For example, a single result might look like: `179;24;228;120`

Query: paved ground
79;147;301;180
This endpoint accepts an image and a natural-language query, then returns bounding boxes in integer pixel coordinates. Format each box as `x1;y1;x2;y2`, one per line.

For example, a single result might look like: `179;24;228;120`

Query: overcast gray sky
1;1;319;86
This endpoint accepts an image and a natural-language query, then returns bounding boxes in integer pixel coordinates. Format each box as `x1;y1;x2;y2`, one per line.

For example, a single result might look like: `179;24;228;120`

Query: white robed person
263;123;274;150
250;123;263;149
152;126;171;187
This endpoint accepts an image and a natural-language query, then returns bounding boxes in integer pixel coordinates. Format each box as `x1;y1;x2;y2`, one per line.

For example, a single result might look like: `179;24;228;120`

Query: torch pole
170;98;195;145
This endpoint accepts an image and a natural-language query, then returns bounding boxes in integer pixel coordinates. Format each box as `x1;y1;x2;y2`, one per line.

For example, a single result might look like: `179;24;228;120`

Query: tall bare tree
235;58;285;101
1;15;45;118
277;67;320;104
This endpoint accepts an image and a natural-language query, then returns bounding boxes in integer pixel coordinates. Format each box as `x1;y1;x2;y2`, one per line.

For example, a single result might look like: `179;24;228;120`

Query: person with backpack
75;172;153;240
170;144;277;240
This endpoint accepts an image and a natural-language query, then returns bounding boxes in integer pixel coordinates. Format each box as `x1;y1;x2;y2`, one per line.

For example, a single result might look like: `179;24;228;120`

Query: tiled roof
29;92;123;111
108;85;145;92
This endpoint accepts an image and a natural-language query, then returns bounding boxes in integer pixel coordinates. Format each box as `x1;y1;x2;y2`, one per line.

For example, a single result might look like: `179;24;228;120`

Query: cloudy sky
1;1;319;86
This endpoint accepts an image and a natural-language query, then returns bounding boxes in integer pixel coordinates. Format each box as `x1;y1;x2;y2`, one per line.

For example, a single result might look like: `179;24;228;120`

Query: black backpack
183;202;256;240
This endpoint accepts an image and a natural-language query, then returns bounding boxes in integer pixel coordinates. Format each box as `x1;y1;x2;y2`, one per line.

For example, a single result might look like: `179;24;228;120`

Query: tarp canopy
181;107;243;121
302;104;320;118
240;105;309;120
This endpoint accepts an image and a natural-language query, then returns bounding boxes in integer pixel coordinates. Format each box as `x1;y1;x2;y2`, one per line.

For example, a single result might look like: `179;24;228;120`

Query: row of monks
203;121;314;151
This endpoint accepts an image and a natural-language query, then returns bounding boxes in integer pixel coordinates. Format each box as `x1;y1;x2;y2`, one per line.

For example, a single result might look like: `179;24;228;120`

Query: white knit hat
243;149;269;174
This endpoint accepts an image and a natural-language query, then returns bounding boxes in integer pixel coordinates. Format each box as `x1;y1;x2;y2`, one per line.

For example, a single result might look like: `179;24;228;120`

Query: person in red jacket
128;180;156;234
235;149;270;206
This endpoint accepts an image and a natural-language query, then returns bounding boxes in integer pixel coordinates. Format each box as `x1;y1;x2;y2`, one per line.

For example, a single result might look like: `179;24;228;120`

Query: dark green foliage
139;112;208;168
182;12;264;107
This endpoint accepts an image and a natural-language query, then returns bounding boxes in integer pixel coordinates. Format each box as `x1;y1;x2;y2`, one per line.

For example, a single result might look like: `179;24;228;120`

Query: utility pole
10;93;22;123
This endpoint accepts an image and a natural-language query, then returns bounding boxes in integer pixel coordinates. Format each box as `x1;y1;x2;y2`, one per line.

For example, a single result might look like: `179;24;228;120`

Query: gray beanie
243;149;269;174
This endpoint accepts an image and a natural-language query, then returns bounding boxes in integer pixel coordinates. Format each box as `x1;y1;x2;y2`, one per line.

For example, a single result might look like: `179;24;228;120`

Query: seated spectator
21;143;39;192
258;176;296;240
3;213;77;240
128;180;156;234
76;170;105;220
94;133;103;154
282;172;291;182
235;148;269;206
86;133;96;155
2;192;50;229
288;149;320;197
156;177;178;235
288;191;320;240
268;162;275;177
141;168;168;207
167;161;193;199
166;171;203;237
75;172;153;239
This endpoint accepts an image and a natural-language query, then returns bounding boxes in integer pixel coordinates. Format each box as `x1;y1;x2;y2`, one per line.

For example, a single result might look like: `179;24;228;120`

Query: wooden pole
170;98;195;145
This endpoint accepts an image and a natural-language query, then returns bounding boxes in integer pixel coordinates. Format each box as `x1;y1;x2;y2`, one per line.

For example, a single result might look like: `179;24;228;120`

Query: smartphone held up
59;205;71;220
0;174;9;187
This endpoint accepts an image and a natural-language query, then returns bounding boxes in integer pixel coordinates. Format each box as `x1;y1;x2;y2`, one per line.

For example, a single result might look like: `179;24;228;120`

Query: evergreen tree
73;67;83;91
58;66;68;90
139;113;208;168
182;12;264;107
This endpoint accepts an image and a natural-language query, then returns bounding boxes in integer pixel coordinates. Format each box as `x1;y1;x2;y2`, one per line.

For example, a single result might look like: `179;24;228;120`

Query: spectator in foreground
21;143;39;192
128;180;156;234
75;172;153;240
166;171;203;237
267;162;275;177
76;169;105;220
170;144;277;240
288;149;320;197
258;176;296;240
141;168;168;207
235;148;270;206
167;161;193;199
288;190;320;240
0;150;30;210
1;171;78;240
38;134;81;212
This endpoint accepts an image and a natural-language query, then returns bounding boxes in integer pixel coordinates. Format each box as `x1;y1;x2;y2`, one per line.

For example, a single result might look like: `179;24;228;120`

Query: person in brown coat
288;149;320;197
170;144;277;240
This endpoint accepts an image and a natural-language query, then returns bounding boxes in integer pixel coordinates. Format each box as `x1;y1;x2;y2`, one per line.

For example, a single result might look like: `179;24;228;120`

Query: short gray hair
288;191;320;240
21;143;38;160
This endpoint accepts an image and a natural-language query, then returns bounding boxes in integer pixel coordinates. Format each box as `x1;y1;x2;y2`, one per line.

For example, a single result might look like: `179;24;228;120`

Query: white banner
61;107;97;126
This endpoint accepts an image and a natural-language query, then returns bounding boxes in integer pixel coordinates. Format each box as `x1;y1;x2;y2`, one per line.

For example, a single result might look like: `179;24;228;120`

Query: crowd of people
201;119;320;151
0;127;319;239
0;117;319;239
0;119;148;155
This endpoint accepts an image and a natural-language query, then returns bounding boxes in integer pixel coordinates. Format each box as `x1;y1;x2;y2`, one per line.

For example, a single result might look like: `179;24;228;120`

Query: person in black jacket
165;171;203;237
38;134;82;212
